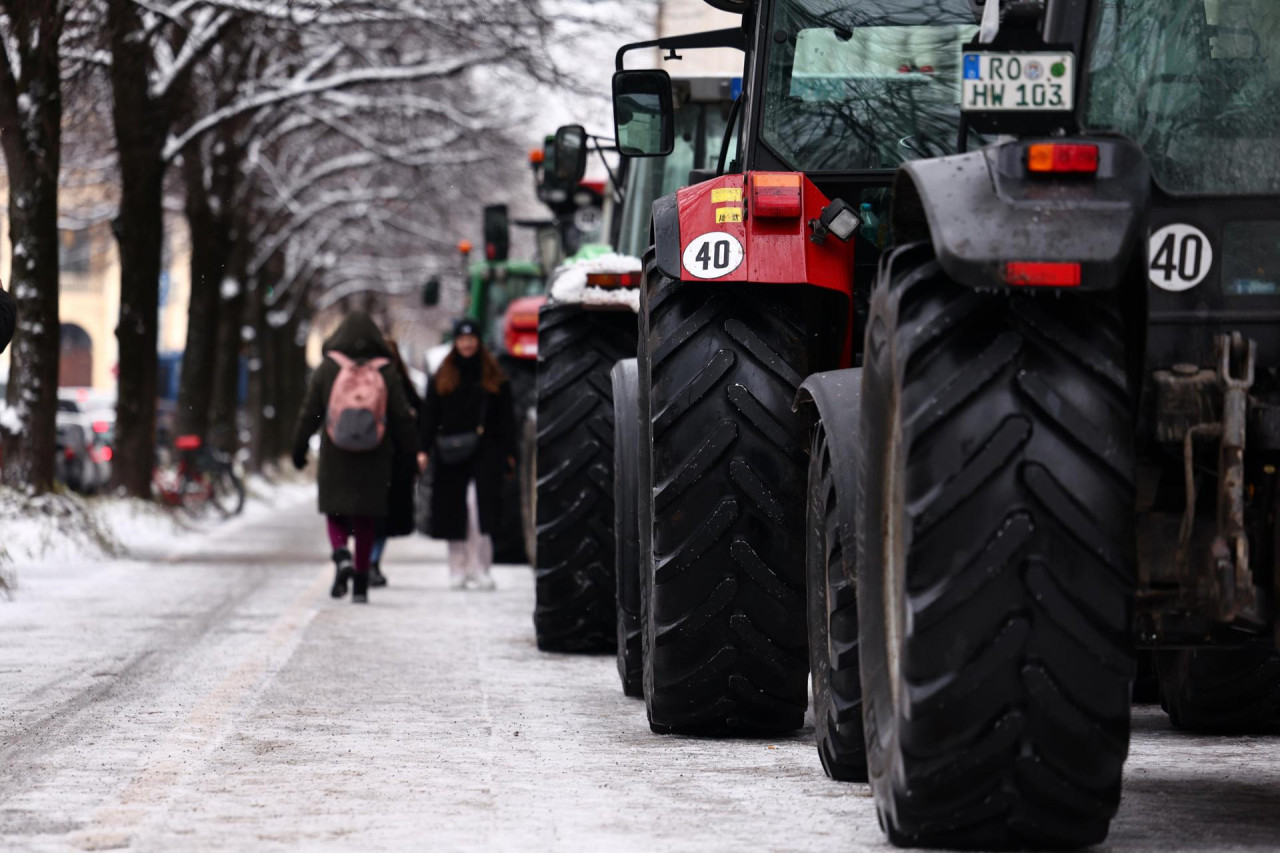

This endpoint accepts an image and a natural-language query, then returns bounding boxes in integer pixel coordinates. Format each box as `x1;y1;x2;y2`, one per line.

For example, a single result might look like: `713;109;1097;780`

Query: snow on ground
4;494;1280;850
0;470;315;591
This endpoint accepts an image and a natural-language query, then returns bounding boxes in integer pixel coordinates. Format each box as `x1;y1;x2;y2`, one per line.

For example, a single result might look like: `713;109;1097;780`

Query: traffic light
483;204;509;262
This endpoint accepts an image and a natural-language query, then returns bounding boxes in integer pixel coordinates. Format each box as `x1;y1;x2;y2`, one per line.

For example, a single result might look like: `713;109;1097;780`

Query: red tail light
1027;144;1099;175
92;420;110;433
585;272;642;288
174;434;203;451
101;446;113;462
1005;262;1082;287
750;173;803;219
64;448;75;460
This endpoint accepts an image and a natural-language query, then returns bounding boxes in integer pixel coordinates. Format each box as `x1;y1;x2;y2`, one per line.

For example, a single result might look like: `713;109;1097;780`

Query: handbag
433;394;489;465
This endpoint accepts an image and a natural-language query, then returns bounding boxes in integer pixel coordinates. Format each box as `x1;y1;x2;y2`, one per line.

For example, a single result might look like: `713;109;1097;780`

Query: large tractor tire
806;394;868;782
495;358;537;564
534;303;637;653
1156;643;1280;731
612;358;643;697
639;265;810;736
518;404;537;565
494;475;527;564
858;244;1136;849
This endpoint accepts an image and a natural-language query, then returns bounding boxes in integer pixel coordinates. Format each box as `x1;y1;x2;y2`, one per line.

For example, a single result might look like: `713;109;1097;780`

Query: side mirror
483;204;509;262
552;125;589;185
422;276;440;307
612;69;674;157
536;224;561;275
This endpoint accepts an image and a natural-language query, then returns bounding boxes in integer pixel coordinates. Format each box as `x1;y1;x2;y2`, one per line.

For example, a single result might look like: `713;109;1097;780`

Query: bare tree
106;0;234;496
0;0;74;491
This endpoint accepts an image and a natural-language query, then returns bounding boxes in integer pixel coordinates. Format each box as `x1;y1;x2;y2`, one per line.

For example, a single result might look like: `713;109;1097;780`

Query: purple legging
326;515;376;573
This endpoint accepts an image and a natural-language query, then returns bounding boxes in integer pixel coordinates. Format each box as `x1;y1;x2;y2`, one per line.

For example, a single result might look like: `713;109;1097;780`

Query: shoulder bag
434;393;490;465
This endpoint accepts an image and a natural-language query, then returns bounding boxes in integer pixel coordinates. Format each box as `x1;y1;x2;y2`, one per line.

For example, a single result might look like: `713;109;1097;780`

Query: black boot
369;562;388;588
352;570;369;604
331;548;353;598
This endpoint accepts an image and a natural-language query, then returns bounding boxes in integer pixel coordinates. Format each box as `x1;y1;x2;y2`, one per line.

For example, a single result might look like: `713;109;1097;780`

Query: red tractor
610;1;866;744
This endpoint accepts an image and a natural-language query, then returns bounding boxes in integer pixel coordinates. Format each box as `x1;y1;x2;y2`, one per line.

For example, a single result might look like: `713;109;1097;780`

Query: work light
809;199;861;244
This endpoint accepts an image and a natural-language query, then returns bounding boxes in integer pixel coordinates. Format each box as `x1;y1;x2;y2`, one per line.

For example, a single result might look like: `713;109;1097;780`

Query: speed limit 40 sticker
1149;223;1213;292
683;232;744;280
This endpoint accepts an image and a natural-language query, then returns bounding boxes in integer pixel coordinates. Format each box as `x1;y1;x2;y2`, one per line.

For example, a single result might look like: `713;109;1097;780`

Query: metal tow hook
1215;332;1258;625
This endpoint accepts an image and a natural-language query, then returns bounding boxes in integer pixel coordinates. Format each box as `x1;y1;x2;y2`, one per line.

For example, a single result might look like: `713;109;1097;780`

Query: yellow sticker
716;208;743;223
711;188;744;203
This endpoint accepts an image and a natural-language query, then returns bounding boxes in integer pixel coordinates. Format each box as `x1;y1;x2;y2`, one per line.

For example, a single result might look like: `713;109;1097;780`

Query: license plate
962;52;1075;112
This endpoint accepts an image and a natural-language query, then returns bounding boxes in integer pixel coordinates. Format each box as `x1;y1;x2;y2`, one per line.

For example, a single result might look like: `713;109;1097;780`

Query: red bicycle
152;434;245;518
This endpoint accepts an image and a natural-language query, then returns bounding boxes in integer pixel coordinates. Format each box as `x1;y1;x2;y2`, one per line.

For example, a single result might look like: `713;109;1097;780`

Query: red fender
674;172;856;366
503;295;545;359
674;172;854;296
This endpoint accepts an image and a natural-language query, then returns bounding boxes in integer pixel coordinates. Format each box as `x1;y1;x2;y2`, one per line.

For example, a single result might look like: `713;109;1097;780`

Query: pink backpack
325;352;390;451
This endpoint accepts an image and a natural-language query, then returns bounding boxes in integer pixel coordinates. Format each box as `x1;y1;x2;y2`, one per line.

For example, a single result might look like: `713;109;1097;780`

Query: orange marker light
751;173;803;219
1027;144;1099;174
1006;262;1082;287
529;149;545;165
458;240;473;255
586;272;642;288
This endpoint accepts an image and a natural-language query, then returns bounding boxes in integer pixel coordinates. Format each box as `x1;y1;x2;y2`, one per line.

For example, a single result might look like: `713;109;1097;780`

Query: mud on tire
640;262;810;736
859;244;1136;848
534;303;637;653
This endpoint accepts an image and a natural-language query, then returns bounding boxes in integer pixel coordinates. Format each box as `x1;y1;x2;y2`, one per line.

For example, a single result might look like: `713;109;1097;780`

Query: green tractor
607;0;1280;847
529;78;739;658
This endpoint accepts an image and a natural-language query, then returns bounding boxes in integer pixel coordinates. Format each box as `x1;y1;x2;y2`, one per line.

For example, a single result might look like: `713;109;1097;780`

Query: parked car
86;412;114;488
55;420;100;494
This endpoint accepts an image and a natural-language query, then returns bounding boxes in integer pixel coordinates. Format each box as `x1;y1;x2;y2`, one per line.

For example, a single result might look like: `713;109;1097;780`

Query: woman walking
419;319;516;590
368;341;423;587
293;312;419;603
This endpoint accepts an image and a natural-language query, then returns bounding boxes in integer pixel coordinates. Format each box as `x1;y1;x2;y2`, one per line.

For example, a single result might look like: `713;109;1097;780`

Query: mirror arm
717;94;744;176
592;139;625;206
615;28;746;71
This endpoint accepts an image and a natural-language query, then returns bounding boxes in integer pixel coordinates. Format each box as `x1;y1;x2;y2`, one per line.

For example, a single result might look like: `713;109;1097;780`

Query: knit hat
453;318;480;338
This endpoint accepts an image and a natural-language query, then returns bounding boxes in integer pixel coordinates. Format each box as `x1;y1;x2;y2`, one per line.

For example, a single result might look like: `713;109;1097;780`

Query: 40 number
682;231;744;280
694;239;733;273
1148;224;1213;292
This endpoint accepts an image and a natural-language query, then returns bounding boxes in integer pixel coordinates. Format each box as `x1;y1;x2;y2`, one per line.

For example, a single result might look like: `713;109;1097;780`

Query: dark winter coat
292;313;419;519
0;284;15;354
420;353;517;541
383;370;424;538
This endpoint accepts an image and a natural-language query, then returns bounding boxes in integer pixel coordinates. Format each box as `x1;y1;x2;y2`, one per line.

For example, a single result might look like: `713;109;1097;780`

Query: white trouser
447;481;492;578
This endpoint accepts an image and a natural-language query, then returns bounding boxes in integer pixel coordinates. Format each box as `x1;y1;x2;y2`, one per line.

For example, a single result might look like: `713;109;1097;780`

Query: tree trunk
110;153;166;496
210;278;245;454
108;0;174;496
176;146;233;441
0;3;65;493
275;315;308;460
245;265;276;473
1;160;61;492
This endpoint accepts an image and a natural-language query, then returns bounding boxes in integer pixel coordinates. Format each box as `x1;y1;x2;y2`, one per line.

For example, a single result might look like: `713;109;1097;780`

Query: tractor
530;78;739;657
613;0;1280;847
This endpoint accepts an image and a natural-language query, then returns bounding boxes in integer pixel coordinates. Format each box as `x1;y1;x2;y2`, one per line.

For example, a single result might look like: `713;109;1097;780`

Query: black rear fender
794;368;862;547
893;137;1151;292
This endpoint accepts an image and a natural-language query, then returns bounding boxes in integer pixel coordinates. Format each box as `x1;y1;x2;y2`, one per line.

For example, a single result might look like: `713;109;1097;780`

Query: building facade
0;176;192;395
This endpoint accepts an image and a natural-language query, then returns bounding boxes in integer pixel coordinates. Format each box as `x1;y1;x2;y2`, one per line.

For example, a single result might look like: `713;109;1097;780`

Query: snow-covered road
2;495;1280;851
